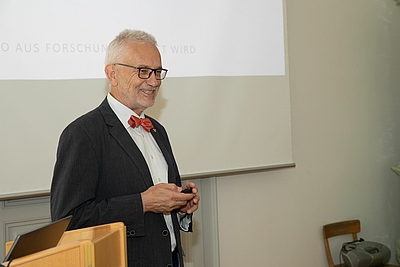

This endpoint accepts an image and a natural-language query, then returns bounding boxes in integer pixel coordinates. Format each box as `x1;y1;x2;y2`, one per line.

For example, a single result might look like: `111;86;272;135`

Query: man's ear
105;64;118;86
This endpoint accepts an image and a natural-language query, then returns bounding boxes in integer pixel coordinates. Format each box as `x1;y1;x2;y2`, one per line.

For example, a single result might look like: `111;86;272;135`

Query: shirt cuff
179;213;193;232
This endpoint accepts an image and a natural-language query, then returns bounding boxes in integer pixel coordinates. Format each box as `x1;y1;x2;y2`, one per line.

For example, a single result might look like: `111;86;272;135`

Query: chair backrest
322;220;360;267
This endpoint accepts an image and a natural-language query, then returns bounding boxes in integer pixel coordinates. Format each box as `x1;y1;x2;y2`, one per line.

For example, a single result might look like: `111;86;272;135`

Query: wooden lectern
3;222;127;267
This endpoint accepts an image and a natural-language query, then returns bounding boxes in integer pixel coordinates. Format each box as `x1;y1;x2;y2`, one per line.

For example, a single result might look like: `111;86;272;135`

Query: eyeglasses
114;63;168;80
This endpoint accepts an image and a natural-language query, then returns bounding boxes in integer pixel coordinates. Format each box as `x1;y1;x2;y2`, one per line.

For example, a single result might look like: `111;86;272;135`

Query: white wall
215;1;400;266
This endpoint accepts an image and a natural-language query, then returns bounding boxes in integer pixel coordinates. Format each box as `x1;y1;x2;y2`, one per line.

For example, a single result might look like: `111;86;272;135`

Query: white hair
104;29;158;65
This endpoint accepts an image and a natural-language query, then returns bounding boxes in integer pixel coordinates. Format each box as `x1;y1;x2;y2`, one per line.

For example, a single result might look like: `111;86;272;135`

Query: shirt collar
107;93;145;129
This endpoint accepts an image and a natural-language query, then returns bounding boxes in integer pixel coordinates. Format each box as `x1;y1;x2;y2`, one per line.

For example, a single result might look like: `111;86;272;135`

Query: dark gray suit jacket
50;98;185;267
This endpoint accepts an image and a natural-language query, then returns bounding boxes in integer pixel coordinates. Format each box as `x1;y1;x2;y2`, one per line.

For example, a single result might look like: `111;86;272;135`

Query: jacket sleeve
50;121;146;235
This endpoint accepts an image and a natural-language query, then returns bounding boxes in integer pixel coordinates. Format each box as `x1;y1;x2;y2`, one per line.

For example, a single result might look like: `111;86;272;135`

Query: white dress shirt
107;93;177;251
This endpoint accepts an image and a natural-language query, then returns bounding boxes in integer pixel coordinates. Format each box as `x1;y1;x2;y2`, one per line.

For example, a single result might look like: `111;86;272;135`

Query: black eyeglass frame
114;63;168;80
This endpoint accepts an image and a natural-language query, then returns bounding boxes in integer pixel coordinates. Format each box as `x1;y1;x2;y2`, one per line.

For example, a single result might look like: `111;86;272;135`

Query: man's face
110;42;163;115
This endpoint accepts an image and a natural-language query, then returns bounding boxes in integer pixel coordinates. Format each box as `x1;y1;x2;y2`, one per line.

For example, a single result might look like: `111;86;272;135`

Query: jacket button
162;229;169;236
126;230;136;237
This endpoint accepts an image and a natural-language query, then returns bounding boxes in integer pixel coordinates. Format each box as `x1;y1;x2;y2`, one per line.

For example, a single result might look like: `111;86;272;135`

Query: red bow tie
128;115;153;132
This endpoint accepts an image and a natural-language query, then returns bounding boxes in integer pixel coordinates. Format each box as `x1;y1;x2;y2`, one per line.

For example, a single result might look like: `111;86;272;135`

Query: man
50;29;200;267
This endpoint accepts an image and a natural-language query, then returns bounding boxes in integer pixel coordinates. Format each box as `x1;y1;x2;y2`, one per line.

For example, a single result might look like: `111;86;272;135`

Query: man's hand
179;182;200;214
141;183;199;214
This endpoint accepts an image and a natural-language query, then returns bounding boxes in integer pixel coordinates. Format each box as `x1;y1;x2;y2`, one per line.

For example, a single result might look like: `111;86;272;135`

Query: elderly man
50;29;200;267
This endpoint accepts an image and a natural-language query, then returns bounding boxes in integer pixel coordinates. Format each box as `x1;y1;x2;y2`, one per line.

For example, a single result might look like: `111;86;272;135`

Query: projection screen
0;0;293;198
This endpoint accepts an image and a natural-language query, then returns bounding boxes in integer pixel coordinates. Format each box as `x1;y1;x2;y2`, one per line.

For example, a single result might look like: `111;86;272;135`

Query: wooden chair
322;220;399;267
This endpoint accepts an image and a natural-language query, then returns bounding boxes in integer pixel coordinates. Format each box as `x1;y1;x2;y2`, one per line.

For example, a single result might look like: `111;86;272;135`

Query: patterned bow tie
128;115;153;132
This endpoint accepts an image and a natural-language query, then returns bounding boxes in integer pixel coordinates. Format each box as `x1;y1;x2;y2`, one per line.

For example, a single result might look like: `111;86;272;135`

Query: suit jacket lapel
98;99;154;188
149;127;178;185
